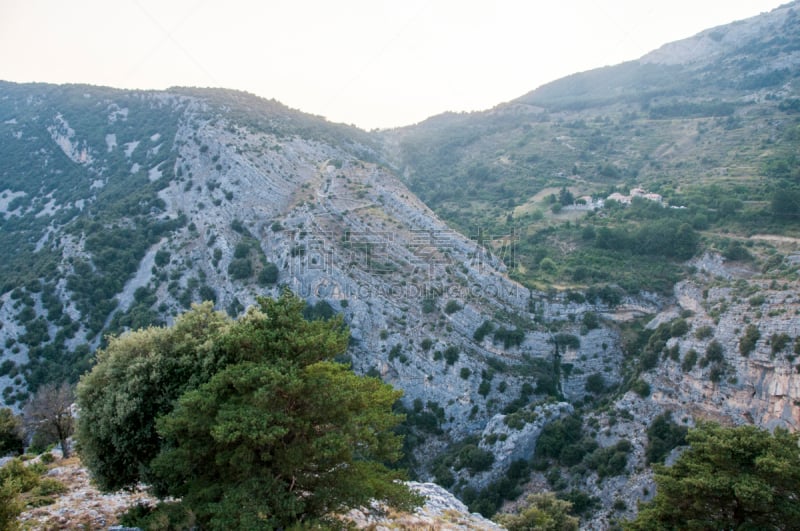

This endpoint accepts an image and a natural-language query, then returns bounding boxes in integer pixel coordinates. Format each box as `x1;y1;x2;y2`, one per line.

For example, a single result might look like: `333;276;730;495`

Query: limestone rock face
646;253;800;431
345;481;505;530
0;86;631;483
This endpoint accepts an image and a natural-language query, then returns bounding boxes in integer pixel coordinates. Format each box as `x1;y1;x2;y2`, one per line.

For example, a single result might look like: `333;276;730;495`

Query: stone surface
344;481;505;530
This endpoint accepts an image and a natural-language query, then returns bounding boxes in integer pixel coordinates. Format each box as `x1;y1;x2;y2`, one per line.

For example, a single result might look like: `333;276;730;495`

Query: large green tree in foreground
627;422;800;530
77;292;417;528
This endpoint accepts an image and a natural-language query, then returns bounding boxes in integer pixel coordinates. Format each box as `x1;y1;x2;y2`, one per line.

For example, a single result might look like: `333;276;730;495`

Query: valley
0;2;799;528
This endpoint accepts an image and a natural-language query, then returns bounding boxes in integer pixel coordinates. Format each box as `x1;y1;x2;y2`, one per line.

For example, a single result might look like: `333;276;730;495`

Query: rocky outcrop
645;253;800;430
345;482;505;530
18;455;154;529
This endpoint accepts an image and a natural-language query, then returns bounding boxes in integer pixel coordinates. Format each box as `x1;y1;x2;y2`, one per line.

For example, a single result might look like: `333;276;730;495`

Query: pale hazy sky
0;0;788;129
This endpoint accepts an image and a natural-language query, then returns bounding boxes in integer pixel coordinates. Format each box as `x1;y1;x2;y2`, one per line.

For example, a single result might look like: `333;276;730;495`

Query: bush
669;318;689;338
154;250;171;267
258;262;279;285
585;373;605;394
703;340;724;366
553;333;580;350
631;379;651;397
495;492;578;531
0;409;23;457
455;445;494;475
494;327;525;348
739;325;760;357
645;413;687;464
444;346;459;365
473;320;494;342
582;312;599;330
681;349;698;372
695;326;714;340
444;300;462;314
120;501;196;531
233;242;252;259
586;440;631;478
303;300;336;321
771;333;791;356
227;258;253;279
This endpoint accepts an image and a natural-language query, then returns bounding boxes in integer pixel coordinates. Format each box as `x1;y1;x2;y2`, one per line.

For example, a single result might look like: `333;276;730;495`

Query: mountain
1;2;800;526
0;82;628;479
392;0;800;284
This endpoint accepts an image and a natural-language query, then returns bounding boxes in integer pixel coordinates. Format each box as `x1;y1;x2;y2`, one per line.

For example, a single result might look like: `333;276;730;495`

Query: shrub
494;327;525;348
553;333;580;350
444;346;459;365
258;262;279;285
739;325;760;357
0;409;23;457
582;312;599;330
455;445;494;475
495;493;578;531
444;300;462;314
473;320;494;342
233;242;252;259
645;413;687;464
586;440;631;478
154;250;171;267
585;373;605;394
670;318;689;338
227;258;253;279
631;379;651;397
695;326;714;340
703;340;724;366
770;333;791;356
681;349;698;372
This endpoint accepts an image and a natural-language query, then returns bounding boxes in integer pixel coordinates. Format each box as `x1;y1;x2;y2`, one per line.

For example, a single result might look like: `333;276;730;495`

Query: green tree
78;292;417;528
0;409;23;457
495;492;579;531
771;188;800;219
258;262;279;285
76;302;231;491
227;257;253;279
152;360;413;528
559;186;575;206
645;413;687;464
739;324;760;357
627;423;800;530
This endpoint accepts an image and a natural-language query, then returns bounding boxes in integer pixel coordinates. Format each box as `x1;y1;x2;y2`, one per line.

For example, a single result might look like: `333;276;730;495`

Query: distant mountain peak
641;1;800;66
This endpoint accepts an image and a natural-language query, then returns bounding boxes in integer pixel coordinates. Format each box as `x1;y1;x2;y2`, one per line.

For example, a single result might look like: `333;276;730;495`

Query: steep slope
0;83;639;512
381;2;800;524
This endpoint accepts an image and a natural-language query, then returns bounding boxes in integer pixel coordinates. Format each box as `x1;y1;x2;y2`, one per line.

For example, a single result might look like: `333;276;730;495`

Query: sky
0;0;789;130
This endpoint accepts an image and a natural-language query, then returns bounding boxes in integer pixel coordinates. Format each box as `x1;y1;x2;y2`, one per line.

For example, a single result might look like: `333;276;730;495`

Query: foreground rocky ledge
344;481;504;530
17;456;504;530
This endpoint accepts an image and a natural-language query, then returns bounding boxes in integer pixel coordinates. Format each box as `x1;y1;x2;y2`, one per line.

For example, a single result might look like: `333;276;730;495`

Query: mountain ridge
1;2;799;526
